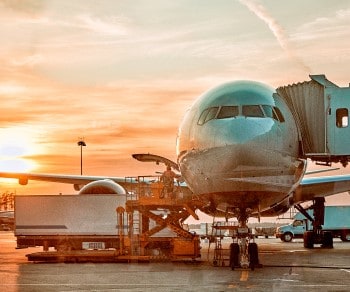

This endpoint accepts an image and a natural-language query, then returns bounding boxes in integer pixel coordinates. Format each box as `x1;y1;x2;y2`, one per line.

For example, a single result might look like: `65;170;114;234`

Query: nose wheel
230;208;261;270
230;236;260;270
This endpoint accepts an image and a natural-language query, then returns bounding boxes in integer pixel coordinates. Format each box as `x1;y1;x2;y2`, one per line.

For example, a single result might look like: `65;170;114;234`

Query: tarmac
1;231;350;292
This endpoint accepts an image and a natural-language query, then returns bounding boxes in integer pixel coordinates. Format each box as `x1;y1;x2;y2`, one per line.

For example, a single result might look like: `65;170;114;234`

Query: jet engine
77;179;127;195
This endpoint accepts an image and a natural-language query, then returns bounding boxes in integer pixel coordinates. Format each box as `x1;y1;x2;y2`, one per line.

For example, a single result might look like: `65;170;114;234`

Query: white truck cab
276;206;350;242
276;219;308;242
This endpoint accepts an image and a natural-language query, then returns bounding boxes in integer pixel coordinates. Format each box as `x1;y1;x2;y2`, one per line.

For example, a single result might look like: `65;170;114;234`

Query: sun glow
0;158;37;172
0;127;41;172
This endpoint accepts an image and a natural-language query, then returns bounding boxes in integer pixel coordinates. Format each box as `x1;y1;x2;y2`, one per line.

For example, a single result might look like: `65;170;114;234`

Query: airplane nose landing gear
239;237;250;269
229;208;261;270
230;230;260;270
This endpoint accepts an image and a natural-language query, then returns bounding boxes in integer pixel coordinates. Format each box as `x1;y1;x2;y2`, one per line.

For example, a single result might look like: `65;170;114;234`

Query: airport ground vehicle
276;206;350;242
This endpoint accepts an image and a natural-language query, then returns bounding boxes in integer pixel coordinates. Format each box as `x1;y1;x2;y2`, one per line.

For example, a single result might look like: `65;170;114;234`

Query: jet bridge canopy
277;74;350;166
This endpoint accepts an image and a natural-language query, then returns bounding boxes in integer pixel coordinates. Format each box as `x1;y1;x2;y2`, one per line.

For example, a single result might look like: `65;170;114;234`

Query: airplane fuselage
176;81;306;217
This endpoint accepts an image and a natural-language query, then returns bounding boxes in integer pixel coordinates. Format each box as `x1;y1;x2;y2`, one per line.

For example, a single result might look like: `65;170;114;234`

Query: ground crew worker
160;165;177;198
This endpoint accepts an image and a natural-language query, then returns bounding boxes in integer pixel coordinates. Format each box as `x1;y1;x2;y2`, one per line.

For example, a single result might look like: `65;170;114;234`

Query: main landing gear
229;209;261;270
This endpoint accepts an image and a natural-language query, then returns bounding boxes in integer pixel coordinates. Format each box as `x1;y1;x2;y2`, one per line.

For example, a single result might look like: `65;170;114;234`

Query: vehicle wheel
303;231;314;248
248;242;259;271
322;231;333;248
230;243;239;270
341;231;350;242
282;232;293;242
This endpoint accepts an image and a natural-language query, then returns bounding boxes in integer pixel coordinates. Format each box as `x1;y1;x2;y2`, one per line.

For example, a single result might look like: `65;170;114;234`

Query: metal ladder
212;222;230;267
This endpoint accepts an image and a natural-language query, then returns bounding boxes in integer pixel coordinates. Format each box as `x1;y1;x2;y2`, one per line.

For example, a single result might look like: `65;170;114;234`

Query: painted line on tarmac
240;270;249;281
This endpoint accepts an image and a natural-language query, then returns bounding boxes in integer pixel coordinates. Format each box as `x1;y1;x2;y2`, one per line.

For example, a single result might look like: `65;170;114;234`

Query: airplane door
327;89;350;155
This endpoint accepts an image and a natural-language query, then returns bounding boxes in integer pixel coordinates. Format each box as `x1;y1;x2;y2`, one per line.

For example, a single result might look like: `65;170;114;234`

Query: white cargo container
15;194;127;251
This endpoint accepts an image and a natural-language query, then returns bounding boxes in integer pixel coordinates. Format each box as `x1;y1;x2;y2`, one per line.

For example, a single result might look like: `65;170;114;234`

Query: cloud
239;0;311;73
0;0;45;15
76;14;129;36
11;54;44;67
0;83;27;95
296;8;350;41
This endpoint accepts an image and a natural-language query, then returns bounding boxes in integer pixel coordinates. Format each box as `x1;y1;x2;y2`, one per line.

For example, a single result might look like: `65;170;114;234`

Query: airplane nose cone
194;117;280;174
213;117;275;146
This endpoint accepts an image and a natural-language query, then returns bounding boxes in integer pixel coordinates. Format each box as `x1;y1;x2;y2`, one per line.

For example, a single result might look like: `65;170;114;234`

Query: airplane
2;74;350;269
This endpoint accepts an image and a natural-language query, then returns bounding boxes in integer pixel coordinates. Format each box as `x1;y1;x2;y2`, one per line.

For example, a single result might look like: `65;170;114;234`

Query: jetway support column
302;198;333;249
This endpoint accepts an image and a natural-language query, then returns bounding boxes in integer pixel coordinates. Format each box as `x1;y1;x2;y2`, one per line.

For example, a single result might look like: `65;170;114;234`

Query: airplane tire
248;242;259;270
322;231;333;248
303;231;314;249
230;243;239;270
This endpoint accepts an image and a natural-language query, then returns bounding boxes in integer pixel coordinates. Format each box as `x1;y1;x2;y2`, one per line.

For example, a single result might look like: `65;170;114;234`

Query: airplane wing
0;170;188;191
0;153;180;189
304;167;339;175
0;172;137;189
295;174;350;203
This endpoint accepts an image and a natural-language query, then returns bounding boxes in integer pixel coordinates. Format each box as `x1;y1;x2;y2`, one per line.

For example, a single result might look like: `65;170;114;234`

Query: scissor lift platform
123;182;203;261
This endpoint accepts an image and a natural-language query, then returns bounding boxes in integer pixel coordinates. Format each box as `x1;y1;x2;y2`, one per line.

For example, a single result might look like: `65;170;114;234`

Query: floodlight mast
77;138;86;175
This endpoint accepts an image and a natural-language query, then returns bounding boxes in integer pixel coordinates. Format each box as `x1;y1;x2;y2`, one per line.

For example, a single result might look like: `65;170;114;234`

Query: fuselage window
336;108;349;128
242;105;264;118
217;106;239;119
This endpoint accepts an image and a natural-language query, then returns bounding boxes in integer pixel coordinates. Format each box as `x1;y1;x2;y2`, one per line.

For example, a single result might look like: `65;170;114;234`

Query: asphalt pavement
1;232;349;291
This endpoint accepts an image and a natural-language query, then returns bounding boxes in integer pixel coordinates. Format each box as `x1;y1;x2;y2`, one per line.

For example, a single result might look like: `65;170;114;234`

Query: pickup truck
276;206;350;242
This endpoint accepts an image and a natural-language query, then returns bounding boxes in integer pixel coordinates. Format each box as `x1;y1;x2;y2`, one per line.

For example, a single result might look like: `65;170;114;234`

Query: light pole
77;138;86;175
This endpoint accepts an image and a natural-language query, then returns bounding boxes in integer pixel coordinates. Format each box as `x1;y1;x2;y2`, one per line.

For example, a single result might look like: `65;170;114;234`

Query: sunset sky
1;0;350;205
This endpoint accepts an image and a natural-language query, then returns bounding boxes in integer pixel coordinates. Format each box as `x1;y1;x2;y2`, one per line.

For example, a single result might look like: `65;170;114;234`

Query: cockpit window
242;105;264;118
262;105;274;118
262;105;285;122
217;106;239;119
273;107;285;122
198;107;219;125
198;104;285;125
198;108;209;125
204;107;219;123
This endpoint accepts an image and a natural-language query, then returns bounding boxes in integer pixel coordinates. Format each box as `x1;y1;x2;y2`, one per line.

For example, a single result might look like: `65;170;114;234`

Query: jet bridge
277;74;350;166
